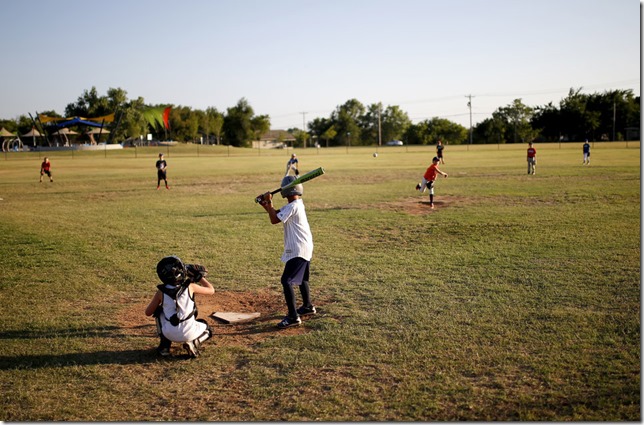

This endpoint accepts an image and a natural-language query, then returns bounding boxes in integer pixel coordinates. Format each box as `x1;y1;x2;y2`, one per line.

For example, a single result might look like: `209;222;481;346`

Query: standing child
257;176;316;329
145;256;214;358
39;157;53;183
436;140;445;164
582;139;591;165
527;142;537;175
416;156;448;209
156;153;169;189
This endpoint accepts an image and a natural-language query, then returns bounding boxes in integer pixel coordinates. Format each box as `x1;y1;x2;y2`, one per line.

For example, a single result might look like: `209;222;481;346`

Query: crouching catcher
145;256;214;358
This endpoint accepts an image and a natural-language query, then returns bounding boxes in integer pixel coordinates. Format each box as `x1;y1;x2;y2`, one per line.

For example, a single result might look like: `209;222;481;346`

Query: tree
531;102;561;142
473;116;506;144
204;107;224;145
403;120;431;145
223;98;255;147
330;99;365;146
381;105;412;144
359;103;382;145
118;96;149;143
64;86;110;118
251;114;271;144
494;99;538;143
425;117;467;145
321;125;337;148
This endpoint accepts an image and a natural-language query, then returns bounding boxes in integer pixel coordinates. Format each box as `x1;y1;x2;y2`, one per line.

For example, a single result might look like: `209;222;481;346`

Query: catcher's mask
280;176;303;198
156;255;187;286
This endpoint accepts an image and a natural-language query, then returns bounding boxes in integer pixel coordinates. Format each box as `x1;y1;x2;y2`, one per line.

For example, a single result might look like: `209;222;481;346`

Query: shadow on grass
0;324;189;369
0;348;182;370
0;325;151;340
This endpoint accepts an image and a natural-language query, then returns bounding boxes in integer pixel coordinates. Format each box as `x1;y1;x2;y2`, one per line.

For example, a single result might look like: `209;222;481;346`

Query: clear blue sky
0;0;639;129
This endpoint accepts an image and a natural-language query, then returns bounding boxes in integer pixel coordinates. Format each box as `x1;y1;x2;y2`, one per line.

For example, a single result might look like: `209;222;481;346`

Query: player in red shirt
39;157;53;183
527;142;537;175
415;156;448;209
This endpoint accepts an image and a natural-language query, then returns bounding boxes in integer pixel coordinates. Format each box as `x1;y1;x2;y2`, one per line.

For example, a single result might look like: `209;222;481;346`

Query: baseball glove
185;264;208;283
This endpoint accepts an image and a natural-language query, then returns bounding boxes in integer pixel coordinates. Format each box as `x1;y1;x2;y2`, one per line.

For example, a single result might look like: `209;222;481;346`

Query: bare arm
145;290;163;316
259;192;281;225
190;277;215;296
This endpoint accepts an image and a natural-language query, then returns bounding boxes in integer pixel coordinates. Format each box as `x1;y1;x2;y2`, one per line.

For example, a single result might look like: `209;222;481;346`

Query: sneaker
157;346;170;357
156;186;160;190
430;203;435;209
415;183;421;191
297;305;317;316
183;340;200;358
165;185;170;190
277;316;301;329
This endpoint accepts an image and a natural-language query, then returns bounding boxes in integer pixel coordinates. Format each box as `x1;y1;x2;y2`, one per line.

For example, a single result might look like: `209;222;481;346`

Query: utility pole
612;102;616;141
465;95;475;145
301;112;307;148
378;103;382;147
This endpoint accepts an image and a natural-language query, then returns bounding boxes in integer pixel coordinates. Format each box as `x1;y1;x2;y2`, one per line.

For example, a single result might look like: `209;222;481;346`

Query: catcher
145;256;214;358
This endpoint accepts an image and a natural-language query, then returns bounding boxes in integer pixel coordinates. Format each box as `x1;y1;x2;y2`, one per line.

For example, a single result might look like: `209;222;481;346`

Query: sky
0;0;640;130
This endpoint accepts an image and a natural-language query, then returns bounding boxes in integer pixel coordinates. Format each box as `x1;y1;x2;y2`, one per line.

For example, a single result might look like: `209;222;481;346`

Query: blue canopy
55;117;106;128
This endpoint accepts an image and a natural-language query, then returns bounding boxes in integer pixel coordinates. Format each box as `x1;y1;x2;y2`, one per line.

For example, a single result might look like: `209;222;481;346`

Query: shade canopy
0;127;15;137
53;128;79;135
22;127;43;137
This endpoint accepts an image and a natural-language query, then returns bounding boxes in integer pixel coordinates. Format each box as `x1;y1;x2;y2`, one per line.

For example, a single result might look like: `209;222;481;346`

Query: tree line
0;86;639;148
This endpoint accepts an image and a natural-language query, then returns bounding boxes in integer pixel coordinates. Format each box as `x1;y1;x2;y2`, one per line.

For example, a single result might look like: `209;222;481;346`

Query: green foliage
1;86;639;148
223;98;256;147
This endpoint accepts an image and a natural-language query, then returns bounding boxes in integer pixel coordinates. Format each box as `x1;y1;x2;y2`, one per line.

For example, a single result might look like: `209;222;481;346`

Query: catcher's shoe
277;316;301;329
296;305;316;316
157;346;170;357
183;340;200;358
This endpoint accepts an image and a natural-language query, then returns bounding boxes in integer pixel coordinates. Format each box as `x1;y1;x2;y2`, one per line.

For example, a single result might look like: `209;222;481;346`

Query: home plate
211;311;261;324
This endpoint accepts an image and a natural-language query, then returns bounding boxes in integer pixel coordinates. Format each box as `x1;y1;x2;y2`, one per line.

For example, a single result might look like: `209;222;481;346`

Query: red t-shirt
527;148;536;158
424;164;439;181
41;161;51;171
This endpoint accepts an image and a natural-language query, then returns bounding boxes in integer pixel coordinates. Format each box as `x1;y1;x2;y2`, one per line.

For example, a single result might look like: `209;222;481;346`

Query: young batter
258;175;316;329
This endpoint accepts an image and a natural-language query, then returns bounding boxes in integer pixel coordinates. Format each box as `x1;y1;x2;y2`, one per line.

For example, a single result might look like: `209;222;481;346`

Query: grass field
0;142;640;421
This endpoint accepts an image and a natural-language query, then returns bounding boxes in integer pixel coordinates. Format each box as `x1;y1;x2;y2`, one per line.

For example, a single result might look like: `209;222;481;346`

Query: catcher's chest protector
158;283;196;324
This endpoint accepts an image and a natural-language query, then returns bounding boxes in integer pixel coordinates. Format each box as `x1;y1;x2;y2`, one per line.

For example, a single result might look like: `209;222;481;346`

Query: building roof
260;130;295;142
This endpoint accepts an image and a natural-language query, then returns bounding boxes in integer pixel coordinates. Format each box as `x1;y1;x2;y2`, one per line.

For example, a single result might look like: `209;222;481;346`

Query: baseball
373;152;378;157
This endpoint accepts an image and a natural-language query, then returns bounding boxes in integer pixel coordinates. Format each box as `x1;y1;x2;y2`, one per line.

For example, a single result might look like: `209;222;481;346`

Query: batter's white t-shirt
277;199;313;263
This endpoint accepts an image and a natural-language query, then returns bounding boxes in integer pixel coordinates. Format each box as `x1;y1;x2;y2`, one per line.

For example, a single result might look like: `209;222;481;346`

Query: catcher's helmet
156;255;187;286
280;175;303;198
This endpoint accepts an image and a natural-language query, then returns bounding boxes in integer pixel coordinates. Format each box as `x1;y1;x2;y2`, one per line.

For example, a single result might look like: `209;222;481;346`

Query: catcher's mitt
185;264;208;283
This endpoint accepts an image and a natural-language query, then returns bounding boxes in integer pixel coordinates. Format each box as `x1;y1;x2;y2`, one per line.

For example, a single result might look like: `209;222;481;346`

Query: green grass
0;142;639;420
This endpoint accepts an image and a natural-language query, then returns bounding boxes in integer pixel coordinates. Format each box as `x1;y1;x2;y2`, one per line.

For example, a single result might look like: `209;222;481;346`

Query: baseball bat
255;167;325;203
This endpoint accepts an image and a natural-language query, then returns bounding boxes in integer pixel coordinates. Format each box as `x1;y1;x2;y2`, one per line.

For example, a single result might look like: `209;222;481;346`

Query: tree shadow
0;348;184;370
0;325;152;341
0;324;182;369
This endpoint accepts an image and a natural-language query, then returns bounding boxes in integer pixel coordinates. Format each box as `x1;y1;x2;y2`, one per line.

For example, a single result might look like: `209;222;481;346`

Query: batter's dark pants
281;257;312;319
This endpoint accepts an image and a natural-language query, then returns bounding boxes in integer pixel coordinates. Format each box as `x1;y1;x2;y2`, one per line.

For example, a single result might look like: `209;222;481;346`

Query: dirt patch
378;195;471;215
120;288;313;354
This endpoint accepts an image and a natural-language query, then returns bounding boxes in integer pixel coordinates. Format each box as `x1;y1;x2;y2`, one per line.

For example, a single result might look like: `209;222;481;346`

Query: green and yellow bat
255;167;325;203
